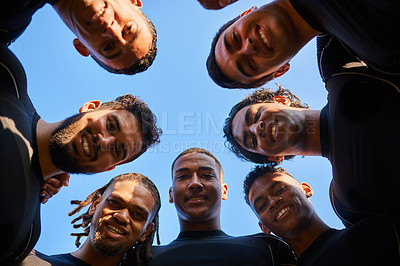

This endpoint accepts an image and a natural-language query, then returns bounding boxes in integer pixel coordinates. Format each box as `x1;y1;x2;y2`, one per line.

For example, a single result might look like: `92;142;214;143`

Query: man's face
89;180;155;256
232;102;305;157
215;5;300;85
248;173;313;239
65;0;152;70
169;153;227;223
49;109;143;173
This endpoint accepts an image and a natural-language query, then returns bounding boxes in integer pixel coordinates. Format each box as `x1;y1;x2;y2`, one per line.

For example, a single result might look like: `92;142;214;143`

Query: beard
48;113;97;174
92;221;124;256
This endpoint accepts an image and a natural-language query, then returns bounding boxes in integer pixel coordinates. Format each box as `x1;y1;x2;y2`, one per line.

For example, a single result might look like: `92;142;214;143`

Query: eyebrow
242;107;252;149
174;166;216;176
110;114;128;160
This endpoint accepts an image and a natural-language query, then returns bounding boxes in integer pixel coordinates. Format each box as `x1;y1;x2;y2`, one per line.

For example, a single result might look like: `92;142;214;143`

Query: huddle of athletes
1;0;399;265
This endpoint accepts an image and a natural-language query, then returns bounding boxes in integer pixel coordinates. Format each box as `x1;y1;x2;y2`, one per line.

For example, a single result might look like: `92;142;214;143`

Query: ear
102;166;116;172
73;39;90;57
88;194;102;215
79;100;102;113
266;156;284;162
221;183;228;200
169;187;174;203
300;182;313;198
131;0;143;8
272;95;291;106
272;62;290;78
139;222;154;242
258;221;271;235
240;6;257;17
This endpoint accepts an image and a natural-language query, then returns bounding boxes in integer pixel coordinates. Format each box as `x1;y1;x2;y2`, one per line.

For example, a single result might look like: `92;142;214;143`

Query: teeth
82;136;90;155
259;29;270;48
189;197;204;201
107;224;123;235
277;207;289;219
271;124;277;142
91;7;105;22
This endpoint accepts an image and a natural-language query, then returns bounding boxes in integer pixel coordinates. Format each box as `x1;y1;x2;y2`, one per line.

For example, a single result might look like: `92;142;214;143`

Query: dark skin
40;173;70;204
197;0;238;10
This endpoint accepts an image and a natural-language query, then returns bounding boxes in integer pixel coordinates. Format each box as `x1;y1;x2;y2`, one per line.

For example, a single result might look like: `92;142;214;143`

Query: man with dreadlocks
23;172;161;266
148;148;296;265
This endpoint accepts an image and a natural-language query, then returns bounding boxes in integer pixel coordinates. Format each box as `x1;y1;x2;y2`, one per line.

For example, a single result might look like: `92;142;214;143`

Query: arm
40;173;70;204
197;0;238;10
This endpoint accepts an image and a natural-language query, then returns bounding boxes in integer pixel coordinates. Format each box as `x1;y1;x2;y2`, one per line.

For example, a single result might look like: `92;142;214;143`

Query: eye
233;31;239;42
107;120;117;134
132;211;144;220
102;42;115;53
176;174;189;180
252;135;257;148
114;142;121;157
257;201;267;213
248;60;256;71
123;24;132;37
277;186;286;195
108;199;120;207
201;173;214;179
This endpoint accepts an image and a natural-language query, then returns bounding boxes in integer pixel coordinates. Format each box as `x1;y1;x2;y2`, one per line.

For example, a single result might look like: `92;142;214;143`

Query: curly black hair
91;11;157;75
97;94;162;163
69;173;161;266
223;85;309;164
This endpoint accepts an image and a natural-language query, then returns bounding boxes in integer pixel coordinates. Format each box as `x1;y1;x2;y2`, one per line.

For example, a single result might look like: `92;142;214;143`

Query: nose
188;174;203;192
113;208;130;224
98;132;116;151
101;21;124;43
269;196;282;211
239;37;257;55
249;120;265;138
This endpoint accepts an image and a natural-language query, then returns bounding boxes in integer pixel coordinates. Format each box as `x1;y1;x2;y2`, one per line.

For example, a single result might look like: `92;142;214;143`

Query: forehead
173;153;221;177
106;180;155;209
249;172;297;199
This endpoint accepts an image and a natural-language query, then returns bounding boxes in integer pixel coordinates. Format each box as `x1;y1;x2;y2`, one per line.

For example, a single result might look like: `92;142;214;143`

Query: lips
90;4;106;23
79;133;96;159
275;206;290;221
266;120;279;144
256;25;273;54
106;224;125;235
186;195;207;202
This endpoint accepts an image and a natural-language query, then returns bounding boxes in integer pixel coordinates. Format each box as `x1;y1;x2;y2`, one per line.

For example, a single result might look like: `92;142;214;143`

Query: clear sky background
9;0;344;254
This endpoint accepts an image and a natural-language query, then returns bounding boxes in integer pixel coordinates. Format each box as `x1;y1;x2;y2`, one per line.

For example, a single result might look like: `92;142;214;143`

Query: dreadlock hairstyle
69;173;161;266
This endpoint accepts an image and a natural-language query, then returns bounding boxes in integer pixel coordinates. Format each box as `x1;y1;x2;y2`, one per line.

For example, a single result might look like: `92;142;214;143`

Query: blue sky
10;0;343;254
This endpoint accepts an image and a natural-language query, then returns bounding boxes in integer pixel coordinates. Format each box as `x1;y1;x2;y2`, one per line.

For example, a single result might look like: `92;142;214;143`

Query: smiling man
0;0;157;75
224;84;400;228
0;43;161;264
23;173;162;266
148;148;296;266
244;165;400;265
207;0;400;88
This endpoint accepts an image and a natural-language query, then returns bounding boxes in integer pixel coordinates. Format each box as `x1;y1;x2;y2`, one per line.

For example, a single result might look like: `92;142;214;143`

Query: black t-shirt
290;0;400;73
149;230;296;266
297;217;400;265
0;43;42;264
0;0;57;45
22;250;90;266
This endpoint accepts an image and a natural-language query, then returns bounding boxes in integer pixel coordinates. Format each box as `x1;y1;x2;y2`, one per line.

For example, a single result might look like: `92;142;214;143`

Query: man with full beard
23;173;162;266
0;43;161;264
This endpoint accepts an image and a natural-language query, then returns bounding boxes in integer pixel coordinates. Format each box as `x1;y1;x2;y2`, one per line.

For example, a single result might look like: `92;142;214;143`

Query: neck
71;239;124;266
179;217;221;232
275;0;321;42
284;214;330;256
36;119;65;181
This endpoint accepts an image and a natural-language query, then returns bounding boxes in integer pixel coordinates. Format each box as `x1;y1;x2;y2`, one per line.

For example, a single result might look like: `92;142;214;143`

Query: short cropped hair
206;16;274;89
92;12;157;75
97;94;162;162
171;147;223;178
243;165;293;205
223;86;309;164
69;173;161;265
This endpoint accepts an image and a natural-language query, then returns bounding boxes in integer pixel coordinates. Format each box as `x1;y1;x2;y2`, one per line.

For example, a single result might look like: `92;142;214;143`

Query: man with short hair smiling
148;147;296;265
207;0;400;88
0;43;161;264
243;165;400;265
0;0;157;75
224;84;400;228
23;173;162;266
